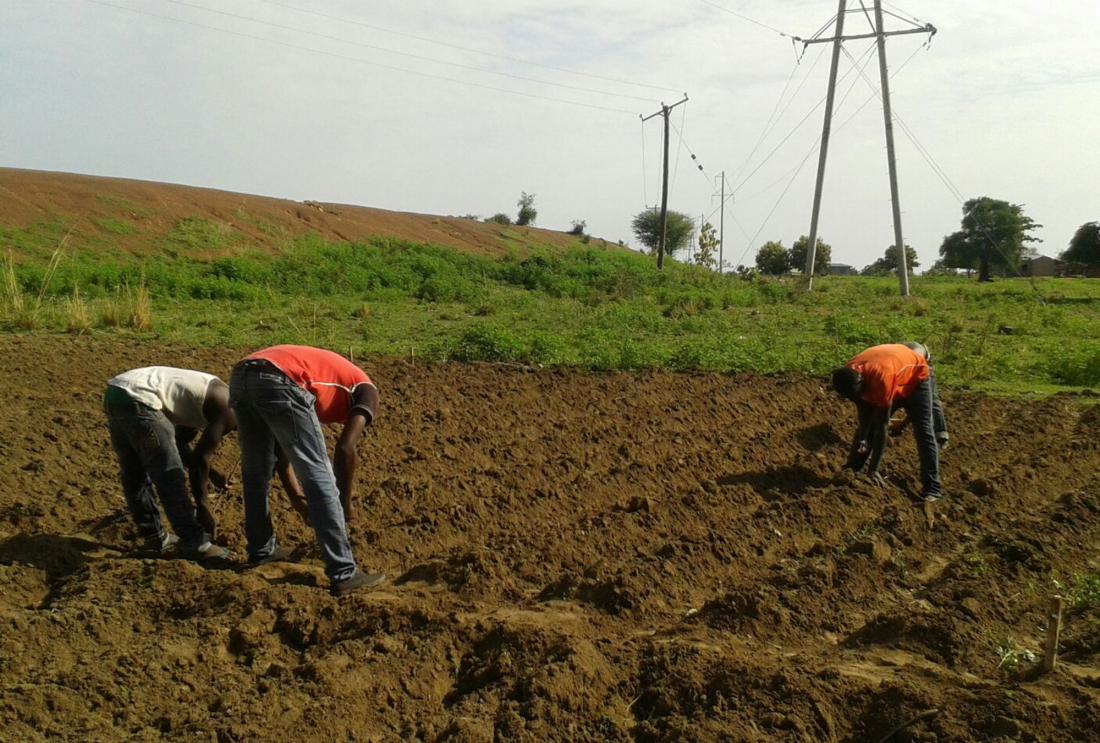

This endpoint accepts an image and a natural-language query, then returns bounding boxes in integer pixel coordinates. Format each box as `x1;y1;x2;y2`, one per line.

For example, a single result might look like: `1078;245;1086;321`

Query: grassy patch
2;232;1100;394
94;217;136;236
1064;572;1100;610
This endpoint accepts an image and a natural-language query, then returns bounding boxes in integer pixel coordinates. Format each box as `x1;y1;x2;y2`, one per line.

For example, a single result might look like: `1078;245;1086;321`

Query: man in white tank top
104;366;236;561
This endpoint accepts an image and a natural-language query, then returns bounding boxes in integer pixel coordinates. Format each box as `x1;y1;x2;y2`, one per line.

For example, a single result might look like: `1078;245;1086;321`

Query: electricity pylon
798;1;935;295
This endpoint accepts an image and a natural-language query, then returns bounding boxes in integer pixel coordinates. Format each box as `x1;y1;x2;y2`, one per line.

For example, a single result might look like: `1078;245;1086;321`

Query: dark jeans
104;396;206;549
229;361;358;582
897;378;943;498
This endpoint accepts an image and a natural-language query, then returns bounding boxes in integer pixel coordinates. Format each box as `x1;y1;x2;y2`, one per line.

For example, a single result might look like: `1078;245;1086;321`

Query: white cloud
0;0;1096;268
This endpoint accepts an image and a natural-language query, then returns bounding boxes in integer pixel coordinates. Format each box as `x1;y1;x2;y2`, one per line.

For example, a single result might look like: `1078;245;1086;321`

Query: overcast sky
2;0;1097;270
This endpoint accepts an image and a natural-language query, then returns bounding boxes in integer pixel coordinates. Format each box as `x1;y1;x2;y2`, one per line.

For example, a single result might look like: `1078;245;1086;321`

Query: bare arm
186;412;233;537
863;405;891;477
274;443;310;523
844;401;876;471
333;412;369;524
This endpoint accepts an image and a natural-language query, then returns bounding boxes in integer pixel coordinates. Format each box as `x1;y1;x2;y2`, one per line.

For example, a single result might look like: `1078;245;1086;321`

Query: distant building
828;263;859;276
1022;255;1066;277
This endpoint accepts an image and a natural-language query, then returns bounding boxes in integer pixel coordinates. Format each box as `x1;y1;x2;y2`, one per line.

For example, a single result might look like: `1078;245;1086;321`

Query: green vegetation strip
3;227;1100;394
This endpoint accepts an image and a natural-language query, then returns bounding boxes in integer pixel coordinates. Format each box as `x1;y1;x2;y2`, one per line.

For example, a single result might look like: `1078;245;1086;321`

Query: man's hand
889;414;909;438
865;471;888;488
287;492;310;525
209;467;229;492
197;502;217;540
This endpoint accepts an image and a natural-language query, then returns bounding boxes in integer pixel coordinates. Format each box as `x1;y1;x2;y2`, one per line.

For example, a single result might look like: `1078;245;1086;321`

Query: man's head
831;366;863;401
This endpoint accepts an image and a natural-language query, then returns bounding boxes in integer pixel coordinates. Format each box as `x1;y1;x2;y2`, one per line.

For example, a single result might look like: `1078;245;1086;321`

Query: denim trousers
898;378;943;498
104;396;207;549
229;361;358;582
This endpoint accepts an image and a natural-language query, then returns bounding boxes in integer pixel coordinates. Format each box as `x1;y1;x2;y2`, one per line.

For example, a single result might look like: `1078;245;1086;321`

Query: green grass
94;217;136;236
3;229;1100;394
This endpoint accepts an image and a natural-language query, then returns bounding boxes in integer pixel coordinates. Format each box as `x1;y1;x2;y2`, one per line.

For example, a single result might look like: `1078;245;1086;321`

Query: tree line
626;197;1097;280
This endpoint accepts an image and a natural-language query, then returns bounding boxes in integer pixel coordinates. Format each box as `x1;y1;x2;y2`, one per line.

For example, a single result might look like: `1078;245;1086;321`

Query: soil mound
2;336;1100;740
0;168;590;259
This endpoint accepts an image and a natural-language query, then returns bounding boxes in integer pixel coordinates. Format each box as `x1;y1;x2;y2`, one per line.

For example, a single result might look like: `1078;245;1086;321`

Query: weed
128;278;152;331
995;639;1037;673
961;551;993;578
1061;572;1100;610
64;285;92;334
2;251;25;321
100;287;123;328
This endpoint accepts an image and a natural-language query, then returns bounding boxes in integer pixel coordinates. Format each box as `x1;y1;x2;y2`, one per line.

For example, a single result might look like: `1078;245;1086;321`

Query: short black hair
831;366;862;399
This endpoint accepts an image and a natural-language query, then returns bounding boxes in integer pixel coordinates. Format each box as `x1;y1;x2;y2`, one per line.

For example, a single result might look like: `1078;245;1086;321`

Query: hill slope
0;168;590;259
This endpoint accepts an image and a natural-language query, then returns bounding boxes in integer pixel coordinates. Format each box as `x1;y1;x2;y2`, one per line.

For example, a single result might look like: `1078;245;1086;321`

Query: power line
731;41;878;195
162;0;657;103
698;0;797;39
731;40;881;270
671;102;689;193
730;46;825;187
256;0;681;95
883;1;925;26
669;118;713;187
840;44;1044;291
82;0;639;116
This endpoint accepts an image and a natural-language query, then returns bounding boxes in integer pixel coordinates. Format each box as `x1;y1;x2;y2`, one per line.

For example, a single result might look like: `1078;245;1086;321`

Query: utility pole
802;0;847;290
875;0;909;296
641;94;689;269
797;4;935;294
719;171;726;274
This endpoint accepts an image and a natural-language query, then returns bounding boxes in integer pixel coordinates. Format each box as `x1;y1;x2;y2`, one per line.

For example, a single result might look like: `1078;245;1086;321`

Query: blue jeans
897;378;943;498
229;361;358;582
104;395;207;549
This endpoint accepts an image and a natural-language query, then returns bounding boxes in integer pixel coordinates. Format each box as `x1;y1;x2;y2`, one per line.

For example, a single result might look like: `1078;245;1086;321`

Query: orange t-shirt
846;344;929;407
246;345;375;424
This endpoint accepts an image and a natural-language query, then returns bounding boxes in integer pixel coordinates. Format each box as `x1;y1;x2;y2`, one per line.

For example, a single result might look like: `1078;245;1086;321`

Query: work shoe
247;545;296;567
331;570;386;598
143;532;180;555
923;492;941;504
180;541;232;563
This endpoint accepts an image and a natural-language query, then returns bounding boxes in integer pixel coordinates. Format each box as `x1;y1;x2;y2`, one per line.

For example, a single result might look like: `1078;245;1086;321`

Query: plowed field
2;336;1099;742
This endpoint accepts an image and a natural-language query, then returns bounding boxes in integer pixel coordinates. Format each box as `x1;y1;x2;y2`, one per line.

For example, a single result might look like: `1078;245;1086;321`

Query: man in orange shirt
831;343;944;501
229;345;385;596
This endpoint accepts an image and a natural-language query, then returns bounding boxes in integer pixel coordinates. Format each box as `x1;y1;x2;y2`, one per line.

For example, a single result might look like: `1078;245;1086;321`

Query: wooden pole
1042;596;1063;673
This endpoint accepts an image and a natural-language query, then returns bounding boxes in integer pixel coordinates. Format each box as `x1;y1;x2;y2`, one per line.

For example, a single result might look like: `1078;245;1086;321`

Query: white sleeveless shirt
107;367;219;429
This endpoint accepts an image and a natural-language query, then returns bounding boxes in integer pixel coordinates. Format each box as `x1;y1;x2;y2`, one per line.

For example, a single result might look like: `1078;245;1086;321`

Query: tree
568;219;586;236
485;213;512;226
788;235;832;276
938;197;1041;282
695;221;719;270
516;192;537;226
631;209;694;257
755;240;790;275
1062;222;1100;267
861;244;920;276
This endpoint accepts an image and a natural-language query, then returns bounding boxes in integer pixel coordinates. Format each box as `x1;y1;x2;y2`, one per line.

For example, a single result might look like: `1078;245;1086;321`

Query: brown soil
0;168;591;259
2;335;1100;741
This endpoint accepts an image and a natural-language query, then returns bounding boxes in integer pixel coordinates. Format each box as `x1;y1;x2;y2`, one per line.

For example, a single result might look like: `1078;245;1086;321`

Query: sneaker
180;541;232;562
247;545;296;567
143;532;180;555
923;492;941;503
331;570;386;597
936;432;950;451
